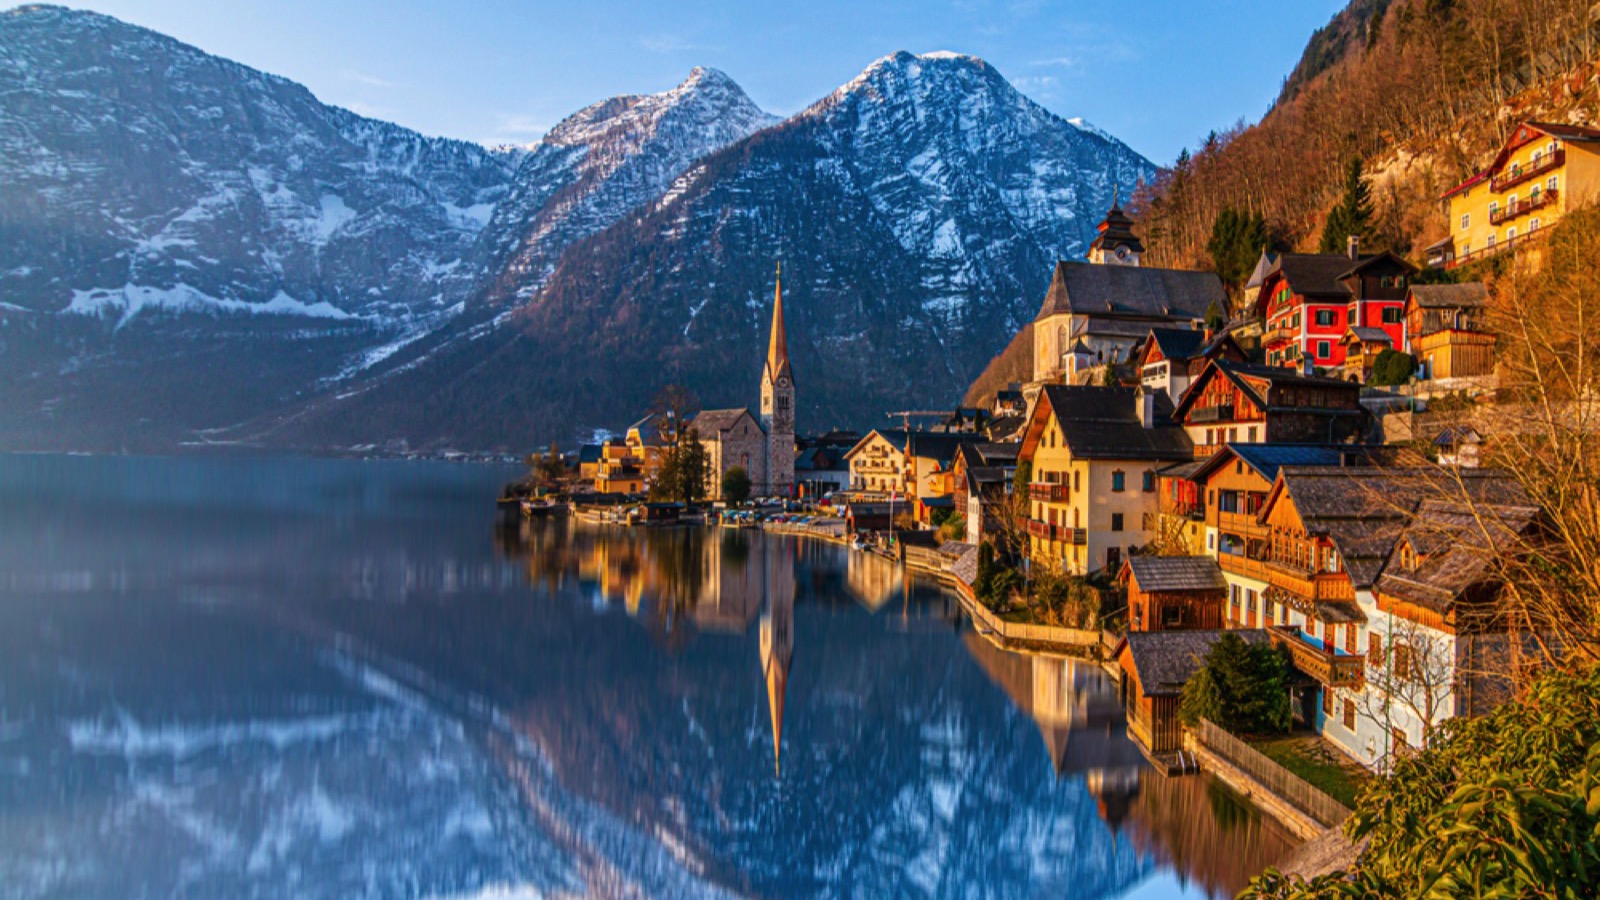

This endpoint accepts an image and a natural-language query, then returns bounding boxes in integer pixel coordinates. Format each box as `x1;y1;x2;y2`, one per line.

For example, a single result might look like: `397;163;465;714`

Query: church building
1032;200;1226;384
693;265;796;499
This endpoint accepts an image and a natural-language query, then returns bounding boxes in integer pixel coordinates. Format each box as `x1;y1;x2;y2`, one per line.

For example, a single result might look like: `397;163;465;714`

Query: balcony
1027;521;1086;544
1029;482;1070;502
1065;527;1087;545
1190;404;1235;424
1217;551;1272;582
1490;147;1563;192
1270;626;1365;687
1261;325;1297;346
1264;560;1356;603
1489;189;1558;225
1446;226;1548;269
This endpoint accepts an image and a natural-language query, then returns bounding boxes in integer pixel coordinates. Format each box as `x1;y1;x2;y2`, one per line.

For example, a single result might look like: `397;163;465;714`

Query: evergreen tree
1206;206;1273;296
1319;157;1375;254
1178;633;1292;733
720;465;752;505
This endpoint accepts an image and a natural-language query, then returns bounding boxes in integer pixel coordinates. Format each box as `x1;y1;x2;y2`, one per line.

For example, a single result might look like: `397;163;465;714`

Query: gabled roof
1022;385;1192;462
1245;249;1280;290
1142;327;1209;362
1172;359;1363;422
956;442;1021;470
628;414;667;446
906;431;983;465
1265;253;1369;298
1343;326;1393;345
1122;630;1271;696
1443;121;1600;198
844;428;910;459
691;408;760;436
1375;499;1541;614
1036;260;1223;322
1433;425;1482;447
1185;442;1423;486
1124;556;1227;592
1408;282;1489;309
1339;250;1419;281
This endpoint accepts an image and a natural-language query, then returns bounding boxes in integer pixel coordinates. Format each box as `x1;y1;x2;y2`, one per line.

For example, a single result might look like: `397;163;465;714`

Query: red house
1254;243;1417;371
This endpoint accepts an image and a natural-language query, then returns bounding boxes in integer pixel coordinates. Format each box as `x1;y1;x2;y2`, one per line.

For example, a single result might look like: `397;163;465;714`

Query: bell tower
1086;187;1143;266
760;262;795;497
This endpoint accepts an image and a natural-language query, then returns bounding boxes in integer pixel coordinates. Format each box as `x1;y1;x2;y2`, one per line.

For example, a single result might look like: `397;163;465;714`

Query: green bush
720;466;751;505
1369;348;1416;386
1177;632;1292;734
1245;664;1600;899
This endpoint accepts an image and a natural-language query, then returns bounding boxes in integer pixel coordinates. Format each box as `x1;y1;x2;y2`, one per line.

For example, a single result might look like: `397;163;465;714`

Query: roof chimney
1347;234;1360;260
1137;386;1156;429
1302;353;1316;378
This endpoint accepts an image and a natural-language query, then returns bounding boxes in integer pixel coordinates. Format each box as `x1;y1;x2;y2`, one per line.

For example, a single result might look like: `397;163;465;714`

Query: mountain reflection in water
0;455;1295;899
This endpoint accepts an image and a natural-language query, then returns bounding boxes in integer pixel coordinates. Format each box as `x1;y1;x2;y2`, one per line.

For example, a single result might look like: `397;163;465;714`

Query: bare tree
1357;616;1458;771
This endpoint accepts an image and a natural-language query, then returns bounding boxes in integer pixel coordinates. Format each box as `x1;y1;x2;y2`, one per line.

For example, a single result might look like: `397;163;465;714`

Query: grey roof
1037;385;1193;461
1344;326;1393;344
985;415;1026;442
628;414;667;445
1143;327;1209;361
1036;261;1223;322
1408;282;1489;309
1123;630;1271;696
906;431;982;465
1271;253;1368;298
846;429;911;458
1245;249;1280;290
578;444;603;463
1193;442;1425;484
1433;425;1482;447
1375;499;1540;613
690;408;759;435
1126;556;1227;592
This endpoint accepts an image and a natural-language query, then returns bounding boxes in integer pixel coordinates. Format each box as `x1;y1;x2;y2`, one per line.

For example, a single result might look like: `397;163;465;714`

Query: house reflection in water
845;549;903;612
963;634;1296;896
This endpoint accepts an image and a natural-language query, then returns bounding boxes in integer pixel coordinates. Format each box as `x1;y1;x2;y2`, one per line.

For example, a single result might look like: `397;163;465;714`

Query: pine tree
1319;157;1375;254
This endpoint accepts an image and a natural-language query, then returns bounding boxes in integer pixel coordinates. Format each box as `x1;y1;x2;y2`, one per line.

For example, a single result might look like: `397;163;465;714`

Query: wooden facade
1413;329;1495;380
1125;574;1225;632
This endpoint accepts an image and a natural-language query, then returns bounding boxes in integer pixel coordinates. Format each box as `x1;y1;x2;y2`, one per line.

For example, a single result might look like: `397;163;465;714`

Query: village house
950;442;1020;545
793;444;851;498
594;439;646;494
1019;385;1192;575
1431;121;1600;268
1337;327;1394;383
577;444;603;483
1120;556;1228;632
1404;282;1495;381
1031;203;1226;384
903;431;982;525
1116;629;1272;757
1170;358;1370;459
1254;246;1416;371
846;429;911;497
1135;326;1248;404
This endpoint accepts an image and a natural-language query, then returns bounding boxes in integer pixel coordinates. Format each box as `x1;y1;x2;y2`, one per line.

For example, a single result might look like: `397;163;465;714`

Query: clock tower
760;263;795;498
1086;188;1143;266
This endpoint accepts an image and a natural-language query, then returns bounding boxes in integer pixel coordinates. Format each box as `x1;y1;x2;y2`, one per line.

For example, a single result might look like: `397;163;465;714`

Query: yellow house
845;429;912;497
595;440;646;494
1435;121;1600;268
1018;385;1192;576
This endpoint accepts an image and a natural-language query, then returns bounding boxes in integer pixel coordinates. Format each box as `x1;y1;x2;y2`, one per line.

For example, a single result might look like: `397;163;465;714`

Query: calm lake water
0;454;1295;899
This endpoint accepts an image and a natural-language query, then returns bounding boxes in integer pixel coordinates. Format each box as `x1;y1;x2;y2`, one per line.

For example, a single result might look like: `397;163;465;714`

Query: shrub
1178;633;1292;734
720;466;751;505
1369;348;1416;386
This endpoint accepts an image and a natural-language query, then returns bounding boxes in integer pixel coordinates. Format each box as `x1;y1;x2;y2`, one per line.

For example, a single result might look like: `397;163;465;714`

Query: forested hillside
1134;0;1600;277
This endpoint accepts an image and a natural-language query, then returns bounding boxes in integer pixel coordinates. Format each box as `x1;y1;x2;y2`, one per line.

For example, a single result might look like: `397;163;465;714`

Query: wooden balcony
1261;325;1297;346
1217;551;1272;582
1490;148;1563;192
1264;560;1355;602
1489;188;1558;225
1270;626;1365;687
1027;521;1086;544
1190;404;1235;424
1029;482;1070;502
1216;511;1269;540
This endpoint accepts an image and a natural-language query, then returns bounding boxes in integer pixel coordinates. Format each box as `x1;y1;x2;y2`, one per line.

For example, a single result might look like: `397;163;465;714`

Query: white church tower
759;263;795;498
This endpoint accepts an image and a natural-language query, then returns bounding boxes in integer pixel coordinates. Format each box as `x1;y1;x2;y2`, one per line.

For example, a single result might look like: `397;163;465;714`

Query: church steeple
760;261;795;498
1087;189;1144;266
765;262;792;385
758;539;795;777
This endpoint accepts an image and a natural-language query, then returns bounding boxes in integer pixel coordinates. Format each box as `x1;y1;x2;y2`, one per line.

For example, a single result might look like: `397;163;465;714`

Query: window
1228;427;1238;442
1317;341;1331;360
1508;193;1518;211
1460;241;1470;256
1247;425;1258;442
1507;226;1517;241
1111;470;1125;492
1322;688;1334;715
1343;699;1357;731
1486;234;1497;249
1073;471;1080;492
1230;585;1240;621
1532;149;1543;164
1382;307;1403;324
1488;200;1499;217
1530;218;1541;232
1459;213;1470;230
1315;309;1335;327
1106;546;1121;571
1548;175;1559;192
1393;642;1413;681
1142;471;1155;492
1111;513;1124;532
1369;633;1383;667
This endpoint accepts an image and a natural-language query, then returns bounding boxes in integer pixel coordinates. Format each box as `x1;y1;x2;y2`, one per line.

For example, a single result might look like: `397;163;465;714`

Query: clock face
778;377;790;389
1115;245;1130;260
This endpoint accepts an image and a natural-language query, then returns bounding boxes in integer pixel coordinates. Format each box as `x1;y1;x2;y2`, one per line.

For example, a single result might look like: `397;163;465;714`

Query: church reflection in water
494;520;1295;896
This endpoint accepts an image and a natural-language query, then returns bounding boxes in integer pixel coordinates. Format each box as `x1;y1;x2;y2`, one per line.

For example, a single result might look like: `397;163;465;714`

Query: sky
56;0;1348;166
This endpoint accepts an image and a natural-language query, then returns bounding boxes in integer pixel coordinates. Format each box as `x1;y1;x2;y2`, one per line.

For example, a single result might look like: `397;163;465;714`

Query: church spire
765;261;792;384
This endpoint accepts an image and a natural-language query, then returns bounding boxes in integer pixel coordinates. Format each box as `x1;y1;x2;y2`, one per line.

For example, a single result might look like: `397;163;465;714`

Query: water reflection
0;455;1296;899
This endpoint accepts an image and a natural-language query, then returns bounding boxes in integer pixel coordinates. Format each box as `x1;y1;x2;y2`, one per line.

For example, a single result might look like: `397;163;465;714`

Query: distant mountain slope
285;52;1154;451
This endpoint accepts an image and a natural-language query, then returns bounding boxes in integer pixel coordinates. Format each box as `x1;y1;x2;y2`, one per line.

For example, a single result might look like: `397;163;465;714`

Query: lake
0;454;1296;899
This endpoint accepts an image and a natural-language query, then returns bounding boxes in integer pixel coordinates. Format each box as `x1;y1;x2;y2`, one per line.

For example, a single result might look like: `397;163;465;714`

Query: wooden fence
1193;719;1352;829
956;580;1101;650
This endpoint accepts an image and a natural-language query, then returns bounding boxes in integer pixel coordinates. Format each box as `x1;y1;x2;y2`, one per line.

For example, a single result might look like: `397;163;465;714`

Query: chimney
1137;386;1156;429
1347;234;1360;260
1302;354;1316;377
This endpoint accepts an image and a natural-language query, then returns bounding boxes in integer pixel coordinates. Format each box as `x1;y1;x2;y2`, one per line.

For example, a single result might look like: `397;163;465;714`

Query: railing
954;579;1101;649
1217;551;1273;582
1489;188;1558;225
1446;223;1549;269
1029;482;1069;502
1264;560;1356;602
1065;527;1087;545
1190;404;1235;424
1490;148;1563;192
1192;719;1352;829
1269;626;1365;687
1261;325;1297;346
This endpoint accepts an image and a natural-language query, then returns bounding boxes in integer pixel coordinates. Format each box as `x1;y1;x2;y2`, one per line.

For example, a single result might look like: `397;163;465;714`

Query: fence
956;580;1101;650
1192;719;1352;829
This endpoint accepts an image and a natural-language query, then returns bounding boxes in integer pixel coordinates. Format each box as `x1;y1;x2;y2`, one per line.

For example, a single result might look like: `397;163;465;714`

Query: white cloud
1030;55;1077;69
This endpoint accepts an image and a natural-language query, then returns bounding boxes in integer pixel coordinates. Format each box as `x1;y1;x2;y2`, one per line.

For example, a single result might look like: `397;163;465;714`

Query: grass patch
998;608;1036;624
1250;736;1370;808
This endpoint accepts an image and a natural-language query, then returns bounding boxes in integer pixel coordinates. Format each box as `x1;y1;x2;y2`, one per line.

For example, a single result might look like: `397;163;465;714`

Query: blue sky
62;0;1347;165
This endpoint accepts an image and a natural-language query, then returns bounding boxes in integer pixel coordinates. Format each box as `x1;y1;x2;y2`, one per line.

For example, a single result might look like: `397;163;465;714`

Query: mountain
280;51;1156;452
0;5;775;451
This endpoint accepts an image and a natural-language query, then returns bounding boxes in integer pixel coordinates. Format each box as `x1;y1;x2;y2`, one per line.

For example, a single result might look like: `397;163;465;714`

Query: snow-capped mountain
0;4;514;326
293;51;1156;451
479;66;779;303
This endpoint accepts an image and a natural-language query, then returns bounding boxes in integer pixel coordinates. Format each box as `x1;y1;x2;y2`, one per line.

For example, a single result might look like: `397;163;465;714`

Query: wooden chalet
1135;326;1249;404
1338;326;1394;383
1255;248;1416;371
1404;283;1495;380
1171;359;1370;458
1117;629;1270;755
1119;555;1228;632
